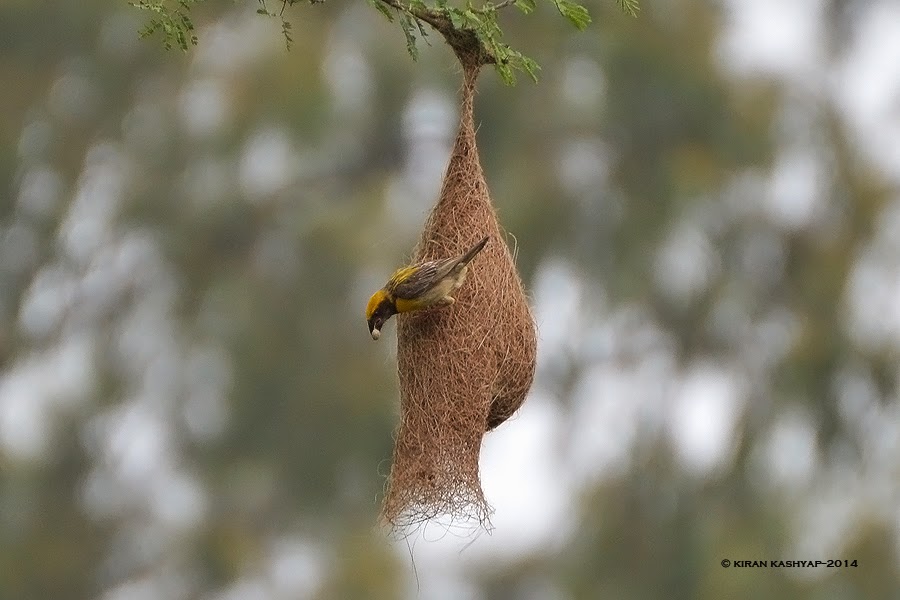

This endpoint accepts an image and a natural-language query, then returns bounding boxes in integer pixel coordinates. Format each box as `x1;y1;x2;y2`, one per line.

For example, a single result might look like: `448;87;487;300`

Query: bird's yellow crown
366;288;390;321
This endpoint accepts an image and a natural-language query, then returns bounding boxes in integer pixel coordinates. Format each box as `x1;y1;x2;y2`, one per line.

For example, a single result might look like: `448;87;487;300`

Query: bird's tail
458;235;490;266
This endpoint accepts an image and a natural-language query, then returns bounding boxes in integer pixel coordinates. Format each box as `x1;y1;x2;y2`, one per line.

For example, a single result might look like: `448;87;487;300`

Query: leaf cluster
366;0;637;84
256;0;324;49
374;0;543;84
130;0;201;50
130;0;638;83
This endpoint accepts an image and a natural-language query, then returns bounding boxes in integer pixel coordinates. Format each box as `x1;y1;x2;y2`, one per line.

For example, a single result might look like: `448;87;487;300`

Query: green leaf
501;48;541;84
399;12;419;60
447;7;465;30
519;55;541;82
130;0;199;51
494;61;515;86
463;9;482;26
412;15;430;43
553;0;591;30
367;0;394;22
281;18;293;50
514;0;536;14
618;0;640;17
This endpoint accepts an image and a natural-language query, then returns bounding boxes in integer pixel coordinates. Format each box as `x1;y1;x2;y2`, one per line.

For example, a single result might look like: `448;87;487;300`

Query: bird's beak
371;328;381;340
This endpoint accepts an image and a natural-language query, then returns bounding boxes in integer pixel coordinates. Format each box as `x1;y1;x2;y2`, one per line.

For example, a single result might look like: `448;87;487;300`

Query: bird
365;235;490;340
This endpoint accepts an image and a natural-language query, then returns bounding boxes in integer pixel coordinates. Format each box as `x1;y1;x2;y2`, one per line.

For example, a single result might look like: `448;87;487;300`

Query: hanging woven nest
381;40;538;530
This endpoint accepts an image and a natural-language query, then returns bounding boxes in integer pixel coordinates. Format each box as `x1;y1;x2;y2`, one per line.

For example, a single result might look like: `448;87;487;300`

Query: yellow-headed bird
365;235;490;340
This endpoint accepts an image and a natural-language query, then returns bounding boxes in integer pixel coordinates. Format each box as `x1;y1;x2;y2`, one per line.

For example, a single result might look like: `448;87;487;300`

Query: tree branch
376;0;522;66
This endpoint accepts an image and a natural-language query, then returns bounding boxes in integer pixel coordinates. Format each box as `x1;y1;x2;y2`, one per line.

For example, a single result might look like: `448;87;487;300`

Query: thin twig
489;0;519;10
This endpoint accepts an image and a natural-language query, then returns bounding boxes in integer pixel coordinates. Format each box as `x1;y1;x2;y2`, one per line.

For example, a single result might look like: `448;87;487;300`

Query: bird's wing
387;257;457;299
387;238;489;300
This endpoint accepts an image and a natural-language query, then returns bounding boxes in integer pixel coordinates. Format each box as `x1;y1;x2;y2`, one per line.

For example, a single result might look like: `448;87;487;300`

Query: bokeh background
3;0;900;598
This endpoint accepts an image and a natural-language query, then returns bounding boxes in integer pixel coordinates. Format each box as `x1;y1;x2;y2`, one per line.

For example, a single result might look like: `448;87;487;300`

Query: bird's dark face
366;292;397;340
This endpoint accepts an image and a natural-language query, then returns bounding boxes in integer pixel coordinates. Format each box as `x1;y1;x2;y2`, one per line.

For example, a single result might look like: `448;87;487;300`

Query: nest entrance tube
381;48;538;531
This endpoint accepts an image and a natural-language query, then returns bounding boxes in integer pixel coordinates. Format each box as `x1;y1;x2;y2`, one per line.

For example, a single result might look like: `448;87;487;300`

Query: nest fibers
381;48;537;531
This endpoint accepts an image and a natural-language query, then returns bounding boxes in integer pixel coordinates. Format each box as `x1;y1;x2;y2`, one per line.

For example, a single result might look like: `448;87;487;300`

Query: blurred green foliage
1;0;899;599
